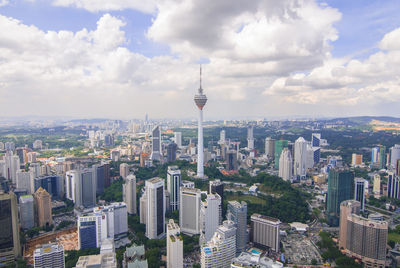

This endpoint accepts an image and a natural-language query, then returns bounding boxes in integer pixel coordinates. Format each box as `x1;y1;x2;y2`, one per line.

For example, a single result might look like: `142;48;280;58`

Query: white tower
166;219;183;268
194;66;207;178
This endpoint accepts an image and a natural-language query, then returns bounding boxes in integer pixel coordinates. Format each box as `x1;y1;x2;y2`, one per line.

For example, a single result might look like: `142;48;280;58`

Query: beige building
339;200;361;249
119;163;129;179
167;219;183;268
250;214;281;252
373;174;381;196
34;187;53;227
351;153;363;167
123;174;137;215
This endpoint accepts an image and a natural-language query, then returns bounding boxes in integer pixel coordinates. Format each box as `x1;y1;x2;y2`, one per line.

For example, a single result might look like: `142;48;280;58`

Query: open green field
226;194;265;205
388;232;400;243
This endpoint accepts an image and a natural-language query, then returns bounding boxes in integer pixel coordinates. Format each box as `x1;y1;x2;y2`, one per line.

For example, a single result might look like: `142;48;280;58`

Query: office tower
371;147;379;164
294;137;307;179
265;137;275;159
139;191;147;225
339;200;361;249
354;178;366;211
311;133;321;147
180;187;201;235
391;144;400;169
104;134;114;147
167;143;177;162
313;146;320;164
388;171;400;199
119;163;129;179
379;145;386;169
33;243;65;268
15;147;26;164
274;140;288;169
30;162;41;178
16;169;34;194
174;132;182;148
200;194;222;244
167;219;183;268
19;195;34;229
351;154;363;167
194;66;207;178
94;203;128;240
145;177;165;239
201;220;236;268
305;143;314;169
151;125;162;162
123;174;137;215
65;170;78;201
227;201;247;253
326;169;354;226
226;150;238;171
247;126;254;150
339;200;387;267
27;152;37;163
0;192;21;266
396;159;400;177
34;187;52;227
167;166;181;211
75;169;96;209
279;148;293;181
34;175;63;200
78;213;108;249
219;130;226;144
373;174;381;195
92;164;106;195
250;214;281;252
111;150;120;162
209;180;224;221
3;152;20;183
33;140;43;150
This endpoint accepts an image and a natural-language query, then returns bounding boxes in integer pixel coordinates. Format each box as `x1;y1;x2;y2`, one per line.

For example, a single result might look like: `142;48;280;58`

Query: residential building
279;148;293;181
123;174;137;215
33;243;65;268
120;163;129;179
200;194;222;245
265;137;275;159
351;154;363;167
174;132;182;147
339;200;361;249
227;201;247;253
247;126;254;150
294;137;307;179
373;174;381;196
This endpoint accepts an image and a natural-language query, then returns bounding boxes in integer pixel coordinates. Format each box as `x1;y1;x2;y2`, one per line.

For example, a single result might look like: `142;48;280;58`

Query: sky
0;0;400;120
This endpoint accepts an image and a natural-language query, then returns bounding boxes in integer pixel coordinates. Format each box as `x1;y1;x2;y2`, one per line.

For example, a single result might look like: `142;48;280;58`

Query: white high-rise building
30;162;41;178
65;170;79;202
119;163;129;179
145;177;165;239
200;194;222;244
194;66;207;178
78;212;109;249
94;203;128;240
151;126;162;161
227;201;247;253
391;144;400;169
247;126;254;150
3;152;20;183
174;132;182;148
294;137;307;179
180;187;201;235
139;191;147;224
306;143;314;169
167;166;181;211
33;243;65;268
265;137;275;159
219;130;226;144
279;148;292;181
123;174;137;215
373;174;381;196
201;220;236;268
16;169;34;194
167;219;183;268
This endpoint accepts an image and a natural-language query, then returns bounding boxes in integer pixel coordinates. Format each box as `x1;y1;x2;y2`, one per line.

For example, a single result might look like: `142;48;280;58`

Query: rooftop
251;213;281;223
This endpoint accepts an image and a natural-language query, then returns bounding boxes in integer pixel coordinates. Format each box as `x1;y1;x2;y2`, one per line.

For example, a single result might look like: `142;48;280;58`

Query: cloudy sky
0;0;399;120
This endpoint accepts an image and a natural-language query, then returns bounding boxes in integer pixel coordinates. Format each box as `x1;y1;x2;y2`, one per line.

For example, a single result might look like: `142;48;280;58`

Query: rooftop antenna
199;64;203;94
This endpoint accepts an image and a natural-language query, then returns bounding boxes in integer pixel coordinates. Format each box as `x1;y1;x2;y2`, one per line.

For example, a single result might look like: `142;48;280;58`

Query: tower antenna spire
199;64;202;93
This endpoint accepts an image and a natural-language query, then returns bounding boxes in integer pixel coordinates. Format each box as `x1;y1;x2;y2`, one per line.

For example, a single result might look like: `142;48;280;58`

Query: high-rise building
250;214;281;252
339;200;361;249
226;150;238;171
167;166;181;211
387;171;400;199
93;203;128;240
265;137;275;159
34;187;52;227
379;145;386;169
180;187;201;235
3;152;20;183
145;177;165;239
119;163;129;179
354;178;366;211
279;148;293;181
15;147;26;165
65;170;78;202
123;174;137;215
92;163;107;195
167;143;177;162
227;201;247;253
373;174;381;196
166;219;183;268
351;153;363;167
139;191;147;224
391;144;400;169
27;152;37;163
78;212;108;249
0;192;21;266
33;140;43;150
219;130;226;144
326;169;354;226
33;243;65;268
74;169;96;209
16;169;34;194
311;133;321;147
200;194;222;245
34;175;63;200
201;220;236;268
274;140;288;169
174;132;182;148
19;195;35;229
247;126;254;150
339;200;387;267
151;126;162;162
209;180;224;219
111;150;120;162
294;137;307;179
194;66;207;178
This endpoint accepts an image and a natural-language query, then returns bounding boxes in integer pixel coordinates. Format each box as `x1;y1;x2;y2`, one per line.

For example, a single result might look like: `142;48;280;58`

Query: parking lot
281;233;323;265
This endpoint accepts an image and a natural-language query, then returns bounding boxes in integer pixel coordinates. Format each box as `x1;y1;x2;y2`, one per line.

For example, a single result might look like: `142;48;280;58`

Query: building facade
180;187;201;235
167;219;183;268
250;214;281;252
167;166;181;211
123;174;137;215
227;201;247;253
145;177;165;239
33;243;65;268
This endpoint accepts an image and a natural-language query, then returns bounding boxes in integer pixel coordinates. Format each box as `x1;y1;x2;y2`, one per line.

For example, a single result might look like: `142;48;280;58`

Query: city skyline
0;1;400;119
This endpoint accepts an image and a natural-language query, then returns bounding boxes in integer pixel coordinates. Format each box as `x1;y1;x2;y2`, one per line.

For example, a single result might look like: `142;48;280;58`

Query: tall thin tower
194;66;207;178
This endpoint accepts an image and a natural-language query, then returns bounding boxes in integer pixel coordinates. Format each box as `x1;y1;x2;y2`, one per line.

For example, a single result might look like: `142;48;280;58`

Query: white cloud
52;0;156;13
0;0;9;7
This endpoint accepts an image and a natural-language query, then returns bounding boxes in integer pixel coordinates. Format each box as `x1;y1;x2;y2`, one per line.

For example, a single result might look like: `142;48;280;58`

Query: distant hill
68;118;111;124
327;116;400;125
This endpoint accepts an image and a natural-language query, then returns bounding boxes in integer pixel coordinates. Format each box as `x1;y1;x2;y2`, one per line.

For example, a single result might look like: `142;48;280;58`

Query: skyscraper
200;194;221;245
219;130;226;144
0;191;21;266
247;125;254;150
339;200;361;249
379;145;386;169
180;187;201;235
145;177;165;239
78;213;108;249
227;201;247;253
371;147;379;164
354;178;366;211
265;137;275;159
294;137;307;179
274;140;288;169
209;180;224;220
326;169;354;226
139;191;147;225
166;219;183;268
311;133;321;147
391;144;400;169
74;169;96;209
34;175;63;200
201;220;236;268
279;148;293;181
373;174;381;196
167;166;181;211
33;243;65;268
167;143;177;162
151;125;162;162
119;163;129;179
65;170;78;202
387;171;400;199
123;174;137;215
16;169;34;194
34;187;52;227
19;195;35;229
250;214;281;252
226;150;238;171
194;66;207;178
174;132;182;148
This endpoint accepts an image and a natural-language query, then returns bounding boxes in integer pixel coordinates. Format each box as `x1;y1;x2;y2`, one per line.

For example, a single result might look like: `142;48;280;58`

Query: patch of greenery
99;178;123;202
